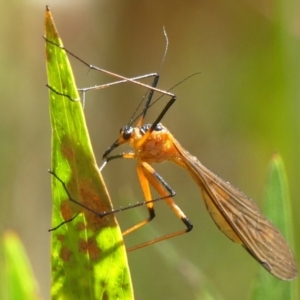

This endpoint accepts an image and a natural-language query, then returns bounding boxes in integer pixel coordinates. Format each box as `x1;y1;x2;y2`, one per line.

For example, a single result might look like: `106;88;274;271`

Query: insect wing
173;140;297;280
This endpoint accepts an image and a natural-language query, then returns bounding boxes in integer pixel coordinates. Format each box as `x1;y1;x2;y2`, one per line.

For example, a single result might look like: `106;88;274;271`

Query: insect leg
126;161;193;252
44;37;174;99
136;74;160;127
49;153;156;231
121;162;156;237
135;89;177;149
48;213;80;231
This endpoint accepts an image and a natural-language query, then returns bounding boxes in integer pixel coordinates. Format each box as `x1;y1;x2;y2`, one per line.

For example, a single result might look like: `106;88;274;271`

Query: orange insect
99;82;297;280
48;41;297;280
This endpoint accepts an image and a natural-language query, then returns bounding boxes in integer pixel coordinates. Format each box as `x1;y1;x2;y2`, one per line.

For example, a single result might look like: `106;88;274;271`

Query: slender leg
44;37;174;99
122;163;155;236
48;213;79;231
126;161;193;252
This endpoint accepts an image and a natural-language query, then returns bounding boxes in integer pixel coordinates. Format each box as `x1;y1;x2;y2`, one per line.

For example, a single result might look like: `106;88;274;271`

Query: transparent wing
173;140;297;280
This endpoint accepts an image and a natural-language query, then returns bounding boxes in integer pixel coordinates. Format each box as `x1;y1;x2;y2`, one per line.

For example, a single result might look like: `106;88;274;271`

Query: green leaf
1;231;40;300
250;153;298;300
44;6;133;300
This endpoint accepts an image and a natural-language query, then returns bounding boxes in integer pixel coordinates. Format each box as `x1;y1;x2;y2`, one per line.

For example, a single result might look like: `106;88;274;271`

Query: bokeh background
1;1;300;299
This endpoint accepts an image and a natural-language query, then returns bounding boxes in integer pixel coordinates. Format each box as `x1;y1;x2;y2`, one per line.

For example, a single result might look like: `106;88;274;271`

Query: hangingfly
100;81;298;281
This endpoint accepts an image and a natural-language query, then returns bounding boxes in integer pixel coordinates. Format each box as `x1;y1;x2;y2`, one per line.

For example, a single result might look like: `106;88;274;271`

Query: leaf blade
250;153;298;300
44;6;134;300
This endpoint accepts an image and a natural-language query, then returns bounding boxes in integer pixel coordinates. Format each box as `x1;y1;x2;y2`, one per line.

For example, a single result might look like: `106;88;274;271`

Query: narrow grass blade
250;153;298;300
1;231;41;300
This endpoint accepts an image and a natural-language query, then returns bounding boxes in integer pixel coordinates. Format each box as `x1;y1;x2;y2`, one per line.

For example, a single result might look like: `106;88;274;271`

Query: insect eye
154;123;163;131
121;126;133;140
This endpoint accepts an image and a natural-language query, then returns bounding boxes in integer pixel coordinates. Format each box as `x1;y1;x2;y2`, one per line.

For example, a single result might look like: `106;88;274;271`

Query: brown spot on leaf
121;281;129;290
101;280;107;289
76;221;86;231
60;200;73;221
45;47;52;62
79;182;109;231
86;237;101;261
78;237;101;260
60;246;72;262
57;234;65;242
85;211;107;231
102;291;108;300
78;238;88;253
61;144;75;160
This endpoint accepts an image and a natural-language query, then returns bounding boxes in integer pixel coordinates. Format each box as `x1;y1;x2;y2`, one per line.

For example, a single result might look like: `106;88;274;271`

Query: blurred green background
1;1;299;299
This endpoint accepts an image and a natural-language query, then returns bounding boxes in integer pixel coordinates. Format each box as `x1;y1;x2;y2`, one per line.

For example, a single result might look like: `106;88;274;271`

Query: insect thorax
131;123;179;163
